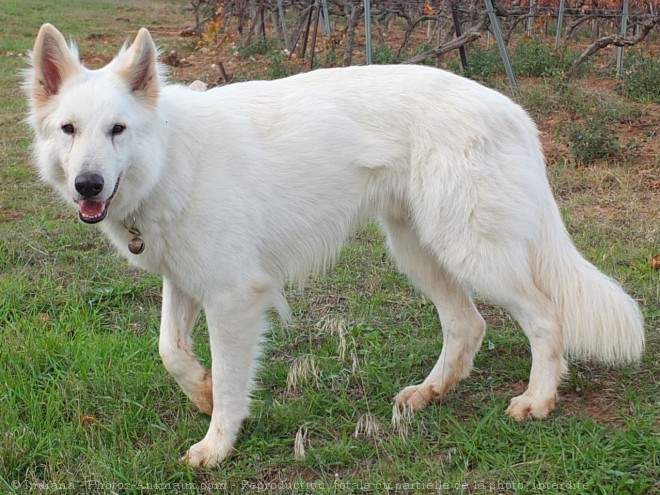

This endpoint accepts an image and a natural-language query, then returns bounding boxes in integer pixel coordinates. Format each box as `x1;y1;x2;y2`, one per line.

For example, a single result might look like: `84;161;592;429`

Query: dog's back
150;65;544;284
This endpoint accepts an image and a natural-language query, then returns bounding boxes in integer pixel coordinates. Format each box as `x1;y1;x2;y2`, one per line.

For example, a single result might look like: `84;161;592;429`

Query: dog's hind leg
183;280;274;468
158;278;213;415
382;213;487;413
496;282;566;420
438;238;566;419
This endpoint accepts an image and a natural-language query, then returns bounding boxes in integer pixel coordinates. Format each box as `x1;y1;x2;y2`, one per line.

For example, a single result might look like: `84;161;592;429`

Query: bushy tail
534;206;645;364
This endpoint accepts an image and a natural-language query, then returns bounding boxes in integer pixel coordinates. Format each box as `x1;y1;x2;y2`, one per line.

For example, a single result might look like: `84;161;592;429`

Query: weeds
372;43;398;65
514;37;593;79
459;38;592;83
235;36;274;58
266;48;299;79
616;50;660;104
458;45;504;81
567;117;621;165
513;36;560;77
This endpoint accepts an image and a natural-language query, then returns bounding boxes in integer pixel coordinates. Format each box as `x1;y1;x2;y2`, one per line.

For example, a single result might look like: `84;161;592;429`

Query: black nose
75;172;104;198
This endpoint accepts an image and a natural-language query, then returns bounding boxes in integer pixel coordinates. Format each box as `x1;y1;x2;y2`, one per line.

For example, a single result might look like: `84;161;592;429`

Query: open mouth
74;176;120;224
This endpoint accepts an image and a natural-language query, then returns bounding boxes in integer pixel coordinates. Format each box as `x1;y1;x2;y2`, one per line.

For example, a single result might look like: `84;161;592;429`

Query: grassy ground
1;1;658;494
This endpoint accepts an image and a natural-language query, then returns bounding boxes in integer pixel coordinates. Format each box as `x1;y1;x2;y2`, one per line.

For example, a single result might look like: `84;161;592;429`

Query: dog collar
123;218;145;255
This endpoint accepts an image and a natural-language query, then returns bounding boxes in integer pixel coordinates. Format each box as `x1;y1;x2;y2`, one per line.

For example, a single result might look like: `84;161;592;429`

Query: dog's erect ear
116;28;160;105
30;23;81;106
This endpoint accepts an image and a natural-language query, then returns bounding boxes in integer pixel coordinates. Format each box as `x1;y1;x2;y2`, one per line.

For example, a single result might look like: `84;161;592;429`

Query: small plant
567;117;621;165
616;51;660;104
266;49;300;79
236;36;274;58
323;46;339;67
513;37;559;77
372;43;398;65
458;45;505;81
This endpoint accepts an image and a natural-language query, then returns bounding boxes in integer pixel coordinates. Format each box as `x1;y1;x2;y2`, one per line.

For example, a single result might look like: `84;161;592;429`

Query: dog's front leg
183;285;269;468
158;278;213;414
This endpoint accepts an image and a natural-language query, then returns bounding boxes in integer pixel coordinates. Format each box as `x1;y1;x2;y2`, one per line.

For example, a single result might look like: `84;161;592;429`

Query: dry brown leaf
651;254;660;271
79;415;98;426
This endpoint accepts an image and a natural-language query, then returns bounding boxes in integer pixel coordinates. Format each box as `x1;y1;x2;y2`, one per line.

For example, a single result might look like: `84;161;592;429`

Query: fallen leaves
79;415;99;426
651;254;660;270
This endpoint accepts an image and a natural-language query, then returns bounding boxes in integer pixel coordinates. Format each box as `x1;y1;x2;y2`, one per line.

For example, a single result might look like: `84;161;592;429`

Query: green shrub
236;36;275;57
458;45;505;81
616;52;660;103
567;117;621;165
452;38;587;83
509;37;593;79
372;43;398;64
513;37;559;77
266;49;299;79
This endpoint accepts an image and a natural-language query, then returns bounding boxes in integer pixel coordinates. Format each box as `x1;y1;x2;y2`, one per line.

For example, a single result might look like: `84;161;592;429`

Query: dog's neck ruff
122;217;145;255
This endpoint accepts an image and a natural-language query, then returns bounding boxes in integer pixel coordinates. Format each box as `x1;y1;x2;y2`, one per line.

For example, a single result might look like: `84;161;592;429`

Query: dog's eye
111;124;126;136
61;124;75;135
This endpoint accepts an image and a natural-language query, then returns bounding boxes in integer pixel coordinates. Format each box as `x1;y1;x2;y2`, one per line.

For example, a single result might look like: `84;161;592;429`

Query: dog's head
25;24;162;224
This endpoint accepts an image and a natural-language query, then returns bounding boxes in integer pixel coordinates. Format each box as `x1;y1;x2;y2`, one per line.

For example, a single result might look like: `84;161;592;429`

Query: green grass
1;2;659;494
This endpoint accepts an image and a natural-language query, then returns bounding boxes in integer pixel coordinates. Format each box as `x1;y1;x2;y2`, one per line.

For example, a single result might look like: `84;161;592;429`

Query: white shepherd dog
26;24;644;467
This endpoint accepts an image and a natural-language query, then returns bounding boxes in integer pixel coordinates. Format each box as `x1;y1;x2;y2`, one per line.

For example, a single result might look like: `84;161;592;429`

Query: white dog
26;24;644;467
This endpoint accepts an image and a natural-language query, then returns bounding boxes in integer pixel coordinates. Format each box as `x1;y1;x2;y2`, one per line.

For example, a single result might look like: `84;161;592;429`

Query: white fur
26;25;645;467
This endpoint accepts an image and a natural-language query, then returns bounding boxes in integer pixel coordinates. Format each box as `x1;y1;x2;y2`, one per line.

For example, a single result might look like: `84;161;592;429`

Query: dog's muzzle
73;173;120;224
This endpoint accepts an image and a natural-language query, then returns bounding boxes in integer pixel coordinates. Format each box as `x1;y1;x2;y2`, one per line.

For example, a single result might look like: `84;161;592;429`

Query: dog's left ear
117;28;160;105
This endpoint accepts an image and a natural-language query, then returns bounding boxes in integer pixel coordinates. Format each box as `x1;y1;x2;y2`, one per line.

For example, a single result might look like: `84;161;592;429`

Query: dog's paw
505;393;555;420
181;440;233;468
394;384;434;412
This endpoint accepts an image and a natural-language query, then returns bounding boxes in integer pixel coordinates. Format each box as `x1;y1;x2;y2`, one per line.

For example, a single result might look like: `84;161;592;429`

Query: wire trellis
186;0;659;86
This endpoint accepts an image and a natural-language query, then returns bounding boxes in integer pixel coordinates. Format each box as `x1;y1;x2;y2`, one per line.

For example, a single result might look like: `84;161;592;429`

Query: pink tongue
79;200;105;218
